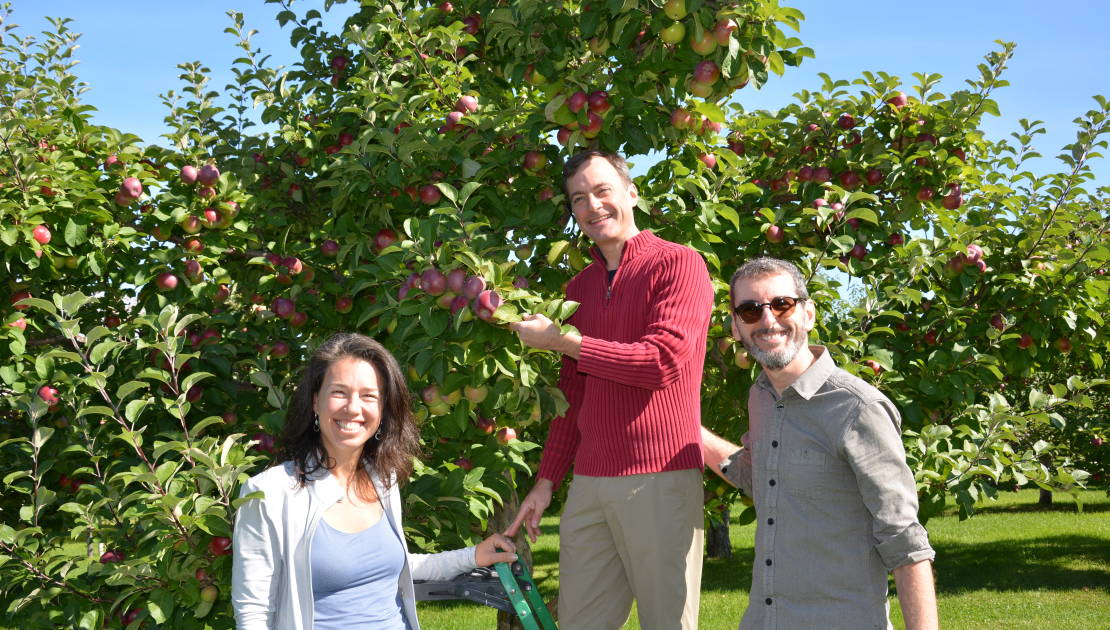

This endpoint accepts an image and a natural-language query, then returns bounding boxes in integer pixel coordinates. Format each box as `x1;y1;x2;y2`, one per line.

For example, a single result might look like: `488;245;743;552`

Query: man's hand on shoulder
509;313;582;358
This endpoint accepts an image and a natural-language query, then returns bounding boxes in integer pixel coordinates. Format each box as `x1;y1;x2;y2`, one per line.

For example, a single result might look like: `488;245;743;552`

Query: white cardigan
231;461;477;629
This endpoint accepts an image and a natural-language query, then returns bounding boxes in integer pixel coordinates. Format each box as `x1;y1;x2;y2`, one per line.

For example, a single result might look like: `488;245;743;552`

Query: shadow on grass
934;534;1110;594
702;547;755;594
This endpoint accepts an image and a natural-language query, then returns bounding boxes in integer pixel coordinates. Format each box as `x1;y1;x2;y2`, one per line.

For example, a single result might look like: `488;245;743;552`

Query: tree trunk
1039;488;1053;506
706;509;732;559
491;472;532;630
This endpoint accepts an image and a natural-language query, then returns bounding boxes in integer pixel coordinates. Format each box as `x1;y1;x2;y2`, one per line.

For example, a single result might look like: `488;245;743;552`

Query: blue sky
17;1;1110;185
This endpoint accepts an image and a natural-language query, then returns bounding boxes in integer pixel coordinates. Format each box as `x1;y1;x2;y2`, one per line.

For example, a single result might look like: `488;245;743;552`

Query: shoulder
241;461;300;496
822;366;901;429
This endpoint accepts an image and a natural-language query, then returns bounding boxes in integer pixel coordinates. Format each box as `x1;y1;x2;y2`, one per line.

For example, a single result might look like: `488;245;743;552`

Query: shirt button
769;479;776;486
765;598;773;605
767;518;774;525
766;559;773;566
771;440;778;448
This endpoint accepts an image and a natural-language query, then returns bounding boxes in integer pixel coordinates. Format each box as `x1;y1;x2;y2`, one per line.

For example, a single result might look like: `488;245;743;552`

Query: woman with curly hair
232;332;516;629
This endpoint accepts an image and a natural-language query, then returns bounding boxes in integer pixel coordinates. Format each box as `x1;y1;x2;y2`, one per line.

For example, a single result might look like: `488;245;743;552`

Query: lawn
417;488;1110;629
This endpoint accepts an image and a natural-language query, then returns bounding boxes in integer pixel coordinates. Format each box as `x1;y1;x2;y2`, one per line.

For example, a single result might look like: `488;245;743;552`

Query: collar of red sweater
588;229;660;268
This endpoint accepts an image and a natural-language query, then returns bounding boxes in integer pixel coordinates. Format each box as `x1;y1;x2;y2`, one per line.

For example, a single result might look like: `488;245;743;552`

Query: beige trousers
557;469;703;630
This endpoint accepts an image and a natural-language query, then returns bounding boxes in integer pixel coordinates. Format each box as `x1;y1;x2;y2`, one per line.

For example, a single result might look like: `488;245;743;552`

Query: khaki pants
557;469;703;630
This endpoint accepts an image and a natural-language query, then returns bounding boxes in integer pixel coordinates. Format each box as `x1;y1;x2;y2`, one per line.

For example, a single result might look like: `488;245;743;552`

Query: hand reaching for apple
504;479;554;543
509;314;582;358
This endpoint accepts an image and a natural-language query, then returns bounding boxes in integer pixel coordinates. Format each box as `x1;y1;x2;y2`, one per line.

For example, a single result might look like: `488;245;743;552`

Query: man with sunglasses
701;257;938;630
505;150;713;629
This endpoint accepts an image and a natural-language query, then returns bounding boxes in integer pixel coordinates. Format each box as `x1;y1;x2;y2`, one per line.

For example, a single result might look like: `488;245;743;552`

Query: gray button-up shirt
721;346;934;630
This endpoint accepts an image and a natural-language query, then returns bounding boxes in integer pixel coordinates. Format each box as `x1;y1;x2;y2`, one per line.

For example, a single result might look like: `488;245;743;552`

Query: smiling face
731;271;816;371
566;156;640;254
313;356;383;466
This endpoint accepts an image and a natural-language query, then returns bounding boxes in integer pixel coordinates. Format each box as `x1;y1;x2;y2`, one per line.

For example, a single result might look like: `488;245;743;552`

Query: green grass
417;489;1110;629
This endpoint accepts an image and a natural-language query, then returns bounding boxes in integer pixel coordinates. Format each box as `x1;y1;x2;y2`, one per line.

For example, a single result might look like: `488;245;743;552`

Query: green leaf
32;426;54;449
18;297;58;316
125;398;152;423
115;380;148;401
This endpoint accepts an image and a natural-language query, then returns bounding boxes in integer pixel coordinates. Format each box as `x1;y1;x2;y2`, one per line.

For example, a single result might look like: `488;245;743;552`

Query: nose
757;303;778;327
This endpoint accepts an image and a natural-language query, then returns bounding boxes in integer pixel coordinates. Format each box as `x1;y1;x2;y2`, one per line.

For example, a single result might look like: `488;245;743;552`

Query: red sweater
537;230;714;484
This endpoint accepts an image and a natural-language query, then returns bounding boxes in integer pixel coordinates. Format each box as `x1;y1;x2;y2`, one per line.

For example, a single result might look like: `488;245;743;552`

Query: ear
802;299;817;332
730;314;742;341
627;183;638;201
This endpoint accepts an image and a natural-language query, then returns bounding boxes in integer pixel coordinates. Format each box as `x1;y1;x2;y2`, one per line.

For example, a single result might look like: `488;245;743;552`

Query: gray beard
743;327;806;370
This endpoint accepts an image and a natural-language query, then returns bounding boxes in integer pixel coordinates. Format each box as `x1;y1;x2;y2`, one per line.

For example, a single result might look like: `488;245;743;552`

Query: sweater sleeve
231;478;281;630
536;354;586;485
576;248;713;390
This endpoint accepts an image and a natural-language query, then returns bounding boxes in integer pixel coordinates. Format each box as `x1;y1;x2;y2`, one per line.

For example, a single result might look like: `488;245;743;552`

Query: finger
504;509;529;537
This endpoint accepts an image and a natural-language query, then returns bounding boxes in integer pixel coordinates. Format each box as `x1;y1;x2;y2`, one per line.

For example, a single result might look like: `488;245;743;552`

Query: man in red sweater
505;151;714;629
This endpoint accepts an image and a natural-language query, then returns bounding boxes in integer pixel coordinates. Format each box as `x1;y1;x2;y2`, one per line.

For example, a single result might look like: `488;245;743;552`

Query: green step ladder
413;560;558;630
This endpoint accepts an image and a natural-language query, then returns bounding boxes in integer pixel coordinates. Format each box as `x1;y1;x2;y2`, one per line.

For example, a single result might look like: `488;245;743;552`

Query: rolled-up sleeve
842;399;935;570
719;433;753;496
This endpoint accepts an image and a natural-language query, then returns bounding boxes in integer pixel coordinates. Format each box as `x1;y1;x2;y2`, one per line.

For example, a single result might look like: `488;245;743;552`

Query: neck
598;229;640;270
763;345;818;396
327;450;362;487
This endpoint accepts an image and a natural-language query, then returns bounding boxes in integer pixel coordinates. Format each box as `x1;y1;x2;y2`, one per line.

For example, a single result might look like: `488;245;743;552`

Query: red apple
837;114;856;130
1017;333;1033;349
567;91;588;113
155;272;178;292
180;165;198;185
453;457;473;471
463;275;486;299
120;177;142;199
271;297;296;319
99;550;124;564
473;289;502;321
496;427;517;444
207;536;232;557
943;189;964;209
102;154;121;169
320;239;339;257
887;233;904;246
990;313;1005;331
713;19;737;45
38;385;59;405
887;91;908;108
475;416;495;434
916;187;935;202
455;95;478;113
587;90;610;114
419;184;441;205
330;55;348;71
865;168;884;186
523;151;547;172
289;311;308;328
693;60;720;85
670;108;693;130
966;243;984;262
197;164;220;186
8;317;27;330
1054;337;1072;353
374;228;399;252
282;256;303;275
335;295;354;314
765;225;785;244
32;224;51;245
421;268;447;296
838;171;861;189
582;111;603;138
698;153;717;169
462;15;481;35
813;166;831;183
864;360;881;375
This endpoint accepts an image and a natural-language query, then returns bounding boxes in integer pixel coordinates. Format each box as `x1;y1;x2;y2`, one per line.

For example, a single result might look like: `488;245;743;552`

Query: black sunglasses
732;296;807;324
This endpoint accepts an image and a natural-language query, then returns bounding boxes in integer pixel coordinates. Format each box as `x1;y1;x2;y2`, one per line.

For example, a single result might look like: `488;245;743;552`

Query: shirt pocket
783;447;844;499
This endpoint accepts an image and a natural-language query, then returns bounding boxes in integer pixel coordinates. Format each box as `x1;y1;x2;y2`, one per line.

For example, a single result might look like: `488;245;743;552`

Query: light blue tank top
311;515;409;629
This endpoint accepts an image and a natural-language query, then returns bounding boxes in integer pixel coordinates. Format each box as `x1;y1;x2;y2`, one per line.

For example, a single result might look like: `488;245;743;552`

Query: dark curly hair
279;333;421;497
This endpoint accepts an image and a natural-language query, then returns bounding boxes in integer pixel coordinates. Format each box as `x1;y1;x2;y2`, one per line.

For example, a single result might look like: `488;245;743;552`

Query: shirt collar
754;345;835;401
